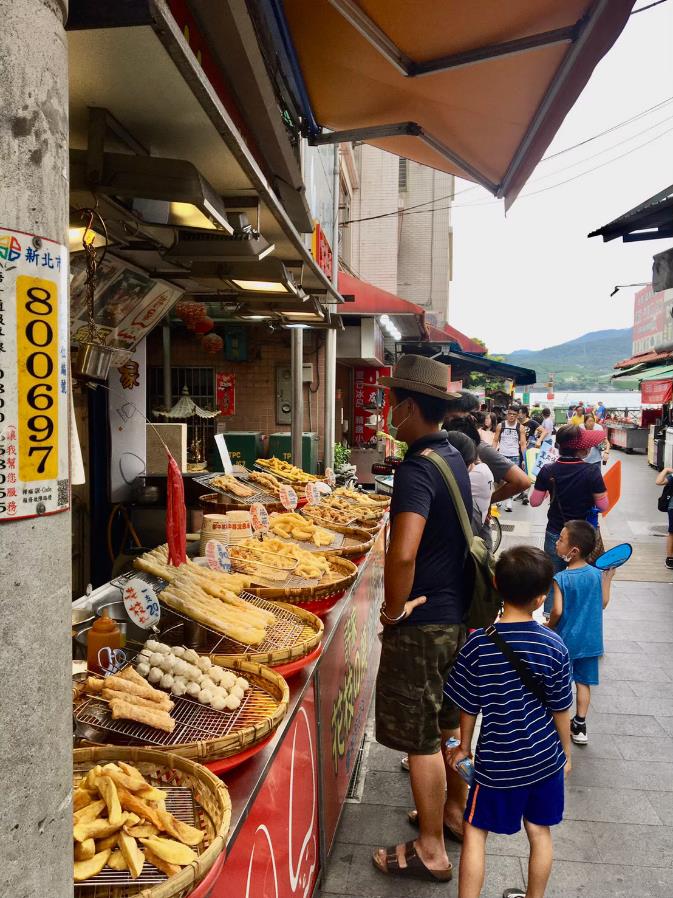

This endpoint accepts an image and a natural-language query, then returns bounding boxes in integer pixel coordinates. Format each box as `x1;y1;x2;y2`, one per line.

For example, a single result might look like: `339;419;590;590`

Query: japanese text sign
123;578;161;629
205;539;232;572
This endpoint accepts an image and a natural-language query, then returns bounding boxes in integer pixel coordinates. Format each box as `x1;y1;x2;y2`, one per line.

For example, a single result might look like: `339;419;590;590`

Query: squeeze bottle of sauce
87;609;121;674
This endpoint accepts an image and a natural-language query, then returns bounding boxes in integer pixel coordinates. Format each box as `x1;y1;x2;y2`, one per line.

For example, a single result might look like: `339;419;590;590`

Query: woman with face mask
529;425;609;615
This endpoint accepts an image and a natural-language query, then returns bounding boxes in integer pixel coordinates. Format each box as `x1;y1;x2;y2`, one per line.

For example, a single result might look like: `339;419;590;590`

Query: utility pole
0;3;73;897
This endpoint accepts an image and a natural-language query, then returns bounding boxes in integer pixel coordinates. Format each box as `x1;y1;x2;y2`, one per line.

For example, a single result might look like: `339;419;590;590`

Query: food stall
71;467;388;897
603;418;649;454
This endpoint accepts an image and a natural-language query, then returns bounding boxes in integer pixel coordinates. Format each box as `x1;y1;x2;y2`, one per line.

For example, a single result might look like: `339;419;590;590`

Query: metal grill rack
264;530;346;553
74;786;206;888
194;470;279;506
75;685;256;749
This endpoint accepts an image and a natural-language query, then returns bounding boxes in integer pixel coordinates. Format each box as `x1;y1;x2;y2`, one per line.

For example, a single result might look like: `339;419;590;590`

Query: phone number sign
0;226;69;521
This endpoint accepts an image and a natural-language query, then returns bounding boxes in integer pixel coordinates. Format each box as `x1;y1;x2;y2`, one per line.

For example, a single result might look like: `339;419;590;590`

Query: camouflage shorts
375;623;466;755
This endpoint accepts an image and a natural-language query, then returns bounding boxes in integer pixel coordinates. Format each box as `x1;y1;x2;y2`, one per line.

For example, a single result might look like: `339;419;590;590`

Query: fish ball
198;688;214;705
185;664;201;682
155;643;171;655
235;677;249;691
183;649;199;665
208;667;223;685
149;653;164;668
196;656;212;672
186;681;201;698
224;694;241;711
159;655;176;673
220;671;236;690
135;662;150;678
160;673;174;690
172;646;186;658
144;640;160;652
210;694;227;712
147;667;163;685
173;660;189;678
171;678;187;697
231;686;245;701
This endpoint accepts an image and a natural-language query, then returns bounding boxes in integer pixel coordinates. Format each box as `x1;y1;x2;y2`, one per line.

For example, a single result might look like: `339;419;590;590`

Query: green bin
268;432;319;474
208;431;264;471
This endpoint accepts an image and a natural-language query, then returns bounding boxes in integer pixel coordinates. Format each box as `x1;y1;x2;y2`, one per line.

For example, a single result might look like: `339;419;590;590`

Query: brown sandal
372;840;453;882
407;808;464;843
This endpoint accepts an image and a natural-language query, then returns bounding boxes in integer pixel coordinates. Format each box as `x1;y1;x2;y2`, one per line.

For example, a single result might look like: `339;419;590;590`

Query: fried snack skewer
109;698;175;733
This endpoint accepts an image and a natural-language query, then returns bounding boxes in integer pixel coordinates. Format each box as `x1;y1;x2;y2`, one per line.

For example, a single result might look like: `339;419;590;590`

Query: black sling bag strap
484;625;548;707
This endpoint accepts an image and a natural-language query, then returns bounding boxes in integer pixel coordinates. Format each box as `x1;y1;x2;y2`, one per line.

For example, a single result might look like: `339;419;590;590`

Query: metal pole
291;327;304;467
0;2;72;896
162;321;172;409
323;143;340;470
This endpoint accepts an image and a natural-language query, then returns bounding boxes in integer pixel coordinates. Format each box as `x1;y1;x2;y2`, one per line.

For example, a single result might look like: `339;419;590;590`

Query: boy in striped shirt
445;546;573;898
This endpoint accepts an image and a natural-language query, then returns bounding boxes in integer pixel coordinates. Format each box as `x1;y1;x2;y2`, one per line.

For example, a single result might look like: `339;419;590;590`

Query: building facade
339;145;454;326
633;284;673;355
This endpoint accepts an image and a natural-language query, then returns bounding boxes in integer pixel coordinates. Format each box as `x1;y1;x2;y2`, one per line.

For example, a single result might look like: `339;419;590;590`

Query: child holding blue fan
548;520;616;746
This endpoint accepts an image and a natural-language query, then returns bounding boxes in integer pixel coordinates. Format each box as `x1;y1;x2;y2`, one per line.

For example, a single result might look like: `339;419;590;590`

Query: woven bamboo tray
212;601;324;666
73;746;231;898
245;555;359;603
74;659;289;763
294;519;374;558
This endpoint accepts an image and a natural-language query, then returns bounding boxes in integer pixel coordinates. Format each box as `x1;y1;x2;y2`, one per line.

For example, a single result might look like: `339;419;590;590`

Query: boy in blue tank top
549;520;615;746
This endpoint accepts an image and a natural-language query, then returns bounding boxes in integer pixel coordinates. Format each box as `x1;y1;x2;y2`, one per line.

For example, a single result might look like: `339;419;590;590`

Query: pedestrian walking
372;354;471;884
548;521;615;745
529;425;608;614
582;414;609;467
655;466;673;569
534;408;555;448
444;546;573;898
444;398;531;524
595;400;606;422
493;406;527;511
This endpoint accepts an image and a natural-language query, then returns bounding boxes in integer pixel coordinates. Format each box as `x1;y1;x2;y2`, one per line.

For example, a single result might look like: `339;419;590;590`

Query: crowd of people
373;354;617;898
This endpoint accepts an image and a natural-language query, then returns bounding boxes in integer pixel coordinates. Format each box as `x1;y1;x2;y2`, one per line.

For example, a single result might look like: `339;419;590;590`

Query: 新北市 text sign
0;227;69;520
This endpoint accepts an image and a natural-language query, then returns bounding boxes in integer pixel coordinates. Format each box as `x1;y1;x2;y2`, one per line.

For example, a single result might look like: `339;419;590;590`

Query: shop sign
205;539;231;572
69;252;183;352
122;577;161;629
279;484;298;511
642;378;673;405
0;226;69;520
353;366;390;446
214;686;320;898
319;530;384;851
311;222;333;279
250;502;269;534
216;372;235;416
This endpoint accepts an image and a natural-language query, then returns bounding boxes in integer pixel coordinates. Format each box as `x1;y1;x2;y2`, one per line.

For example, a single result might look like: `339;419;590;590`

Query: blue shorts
571;656;600;686
668;509;673;534
464;769;564;835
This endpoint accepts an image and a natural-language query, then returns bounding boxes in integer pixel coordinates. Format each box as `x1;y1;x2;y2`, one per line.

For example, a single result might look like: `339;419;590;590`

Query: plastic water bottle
445;737;475;786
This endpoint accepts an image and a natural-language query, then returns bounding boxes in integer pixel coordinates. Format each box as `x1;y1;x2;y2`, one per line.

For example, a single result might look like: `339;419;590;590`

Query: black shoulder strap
484;625;548;706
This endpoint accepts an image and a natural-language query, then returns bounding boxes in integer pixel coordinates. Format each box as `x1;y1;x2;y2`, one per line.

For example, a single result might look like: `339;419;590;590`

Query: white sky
449;1;673;354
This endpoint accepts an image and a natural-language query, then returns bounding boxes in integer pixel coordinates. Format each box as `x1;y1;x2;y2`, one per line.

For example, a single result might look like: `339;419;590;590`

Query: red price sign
279;484;298;511
205;539;231;572
250;502;270;533
122;578;161;629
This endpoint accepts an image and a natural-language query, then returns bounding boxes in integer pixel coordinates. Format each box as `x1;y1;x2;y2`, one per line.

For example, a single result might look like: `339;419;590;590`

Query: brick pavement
319;451;673;898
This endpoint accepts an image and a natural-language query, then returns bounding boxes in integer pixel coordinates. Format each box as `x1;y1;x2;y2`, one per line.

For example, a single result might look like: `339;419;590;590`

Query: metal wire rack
194;469;279;506
74;786;206;888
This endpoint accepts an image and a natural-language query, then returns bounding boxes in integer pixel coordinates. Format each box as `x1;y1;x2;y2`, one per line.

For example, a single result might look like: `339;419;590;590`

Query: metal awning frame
301;0;613;201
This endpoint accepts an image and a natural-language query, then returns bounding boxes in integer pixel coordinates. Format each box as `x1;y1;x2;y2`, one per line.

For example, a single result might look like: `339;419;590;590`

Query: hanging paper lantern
179;301;208;330
202;333;224;354
193;316;214;335
174;300;192;321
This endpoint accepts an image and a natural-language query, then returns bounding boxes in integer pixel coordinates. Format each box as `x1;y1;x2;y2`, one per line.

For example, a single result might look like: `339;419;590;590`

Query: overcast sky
450;1;673;355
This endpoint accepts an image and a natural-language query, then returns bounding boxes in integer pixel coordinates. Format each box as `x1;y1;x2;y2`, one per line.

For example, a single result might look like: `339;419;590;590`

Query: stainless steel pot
74;341;115;383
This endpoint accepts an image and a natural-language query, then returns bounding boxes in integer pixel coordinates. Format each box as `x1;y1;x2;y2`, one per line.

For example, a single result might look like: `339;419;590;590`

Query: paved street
320;450;673;898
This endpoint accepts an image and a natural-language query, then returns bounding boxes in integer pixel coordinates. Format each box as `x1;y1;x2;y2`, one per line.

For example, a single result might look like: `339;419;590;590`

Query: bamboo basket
212;602;324;666
74;659;289;763
332;488;390;506
299;521;374;558
73;745;231;898
246;556;359;603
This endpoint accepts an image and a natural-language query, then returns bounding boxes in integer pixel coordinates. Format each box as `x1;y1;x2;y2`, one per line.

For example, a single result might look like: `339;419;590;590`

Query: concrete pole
290;327;304;467
0;3;73;898
323;144;340;471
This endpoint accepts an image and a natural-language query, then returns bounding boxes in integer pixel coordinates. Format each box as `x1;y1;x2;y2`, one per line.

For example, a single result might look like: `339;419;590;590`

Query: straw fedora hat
379;354;460;401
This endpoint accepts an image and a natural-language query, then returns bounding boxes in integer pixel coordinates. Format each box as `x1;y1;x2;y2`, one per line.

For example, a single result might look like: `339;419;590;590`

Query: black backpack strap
484;625;548;706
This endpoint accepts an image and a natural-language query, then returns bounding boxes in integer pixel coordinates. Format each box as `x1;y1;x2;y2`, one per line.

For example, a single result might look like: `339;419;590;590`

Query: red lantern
202;333;224;354
174;300;191;321
193;316;214;335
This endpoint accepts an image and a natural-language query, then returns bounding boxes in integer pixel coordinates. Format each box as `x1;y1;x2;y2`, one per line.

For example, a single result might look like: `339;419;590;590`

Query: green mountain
501;328;634;390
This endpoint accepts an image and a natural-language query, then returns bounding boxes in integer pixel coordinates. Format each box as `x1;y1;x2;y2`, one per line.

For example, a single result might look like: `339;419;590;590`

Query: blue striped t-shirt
444;622;573;789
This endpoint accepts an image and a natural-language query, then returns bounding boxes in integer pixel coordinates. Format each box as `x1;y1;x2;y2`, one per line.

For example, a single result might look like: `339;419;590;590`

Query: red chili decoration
166;450;187;566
